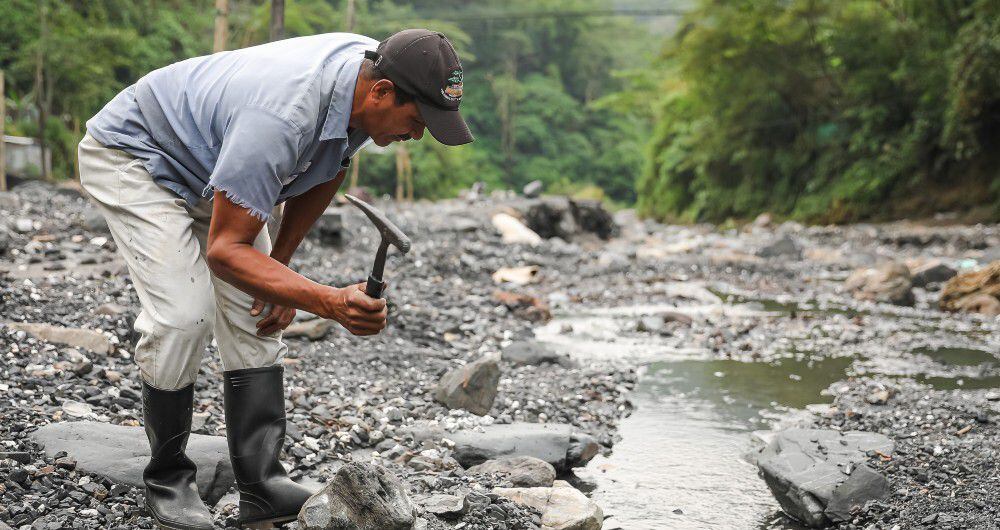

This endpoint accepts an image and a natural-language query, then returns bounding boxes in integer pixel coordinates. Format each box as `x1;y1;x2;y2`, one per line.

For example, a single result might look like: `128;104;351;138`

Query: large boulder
467;455;556;487
445;423;598;471
520;198;617;241
31;421;234;505
940;260;1000;316
297;462;415;530
756;428;894;527
433;354;501;416
5;323;113;354
844;262;915;306
495;480;603;530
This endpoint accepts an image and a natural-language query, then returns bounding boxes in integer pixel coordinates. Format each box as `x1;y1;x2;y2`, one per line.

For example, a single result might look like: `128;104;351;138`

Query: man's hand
322;282;388;336
251;299;297;336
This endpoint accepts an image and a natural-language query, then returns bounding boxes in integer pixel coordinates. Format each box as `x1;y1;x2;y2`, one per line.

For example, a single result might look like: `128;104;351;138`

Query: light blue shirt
87;33;378;220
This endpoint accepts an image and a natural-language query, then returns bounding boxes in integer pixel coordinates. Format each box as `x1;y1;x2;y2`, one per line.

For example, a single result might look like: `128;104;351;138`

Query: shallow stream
533;295;999;529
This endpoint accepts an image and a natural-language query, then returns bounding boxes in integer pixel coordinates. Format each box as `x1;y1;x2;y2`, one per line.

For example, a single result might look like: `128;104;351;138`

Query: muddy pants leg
78;132;215;389
78;132;214;530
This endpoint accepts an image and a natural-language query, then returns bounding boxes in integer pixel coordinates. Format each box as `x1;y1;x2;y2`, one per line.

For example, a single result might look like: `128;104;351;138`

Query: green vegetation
2;1;998;223
639;0;1000;223
0;0;650;203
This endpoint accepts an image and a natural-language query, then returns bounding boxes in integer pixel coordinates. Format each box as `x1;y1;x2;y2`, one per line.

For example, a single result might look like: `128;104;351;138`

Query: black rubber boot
142;381;214;530
223;366;312;527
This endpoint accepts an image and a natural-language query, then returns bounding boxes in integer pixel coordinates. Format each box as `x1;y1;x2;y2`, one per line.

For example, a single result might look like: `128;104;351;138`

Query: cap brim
416;100;474;146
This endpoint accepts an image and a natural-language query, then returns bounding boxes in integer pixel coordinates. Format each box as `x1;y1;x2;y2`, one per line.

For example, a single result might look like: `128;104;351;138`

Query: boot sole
145;500;214;530
240;513;298;529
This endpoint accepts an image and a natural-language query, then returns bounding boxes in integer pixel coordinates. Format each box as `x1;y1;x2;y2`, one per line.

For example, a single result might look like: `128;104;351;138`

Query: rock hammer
344;194;411;298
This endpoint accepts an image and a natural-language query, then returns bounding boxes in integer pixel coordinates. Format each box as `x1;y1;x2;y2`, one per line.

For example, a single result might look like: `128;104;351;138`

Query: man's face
361;80;426;147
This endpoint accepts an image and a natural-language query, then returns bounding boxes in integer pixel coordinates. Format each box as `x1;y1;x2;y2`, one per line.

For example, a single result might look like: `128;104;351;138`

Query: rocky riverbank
2;180;999;529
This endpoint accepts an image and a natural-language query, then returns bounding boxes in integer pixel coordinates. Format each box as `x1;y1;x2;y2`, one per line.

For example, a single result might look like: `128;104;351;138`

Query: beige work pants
78;133;286;390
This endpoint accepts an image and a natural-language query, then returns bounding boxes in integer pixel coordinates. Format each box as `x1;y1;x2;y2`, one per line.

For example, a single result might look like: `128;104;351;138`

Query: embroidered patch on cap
441;69;464;102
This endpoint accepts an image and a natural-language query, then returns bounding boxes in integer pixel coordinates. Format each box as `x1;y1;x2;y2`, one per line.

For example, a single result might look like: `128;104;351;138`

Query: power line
383;7;686;23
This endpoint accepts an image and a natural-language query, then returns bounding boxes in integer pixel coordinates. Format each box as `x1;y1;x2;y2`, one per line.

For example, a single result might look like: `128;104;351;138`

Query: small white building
4;135;49;179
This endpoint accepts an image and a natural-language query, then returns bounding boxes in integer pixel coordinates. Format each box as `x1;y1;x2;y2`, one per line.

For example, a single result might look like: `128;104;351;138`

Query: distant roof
3;135;38;146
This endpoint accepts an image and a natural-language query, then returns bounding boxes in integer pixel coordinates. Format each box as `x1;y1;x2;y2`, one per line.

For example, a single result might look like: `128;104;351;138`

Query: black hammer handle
365;275;386;299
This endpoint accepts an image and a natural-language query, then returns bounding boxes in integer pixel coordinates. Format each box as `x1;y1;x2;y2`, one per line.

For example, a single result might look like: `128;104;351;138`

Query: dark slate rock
756;428;894;527
30;421;234;505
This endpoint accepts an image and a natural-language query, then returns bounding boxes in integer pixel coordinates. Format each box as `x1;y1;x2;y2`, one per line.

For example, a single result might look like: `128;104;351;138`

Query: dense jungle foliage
638;0;1000;223
1;0;998;222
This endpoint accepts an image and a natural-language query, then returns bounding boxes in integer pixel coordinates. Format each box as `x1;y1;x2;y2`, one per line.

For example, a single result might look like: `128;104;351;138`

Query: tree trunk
269;0;285;42
346;0;356;32
213;0;229;52
36;0;51;180
0;70;6;192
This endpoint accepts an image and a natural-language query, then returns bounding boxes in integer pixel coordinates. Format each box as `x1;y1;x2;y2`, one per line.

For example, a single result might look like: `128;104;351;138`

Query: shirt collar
319;50;368;142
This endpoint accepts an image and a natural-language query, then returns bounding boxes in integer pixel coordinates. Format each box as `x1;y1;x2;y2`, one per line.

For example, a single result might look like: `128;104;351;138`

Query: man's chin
373;137;392;147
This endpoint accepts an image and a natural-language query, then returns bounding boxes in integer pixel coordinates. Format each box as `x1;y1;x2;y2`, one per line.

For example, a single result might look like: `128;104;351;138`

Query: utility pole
270;0;285;42
346;0;360;189
0;70;6;192
213;0;229;52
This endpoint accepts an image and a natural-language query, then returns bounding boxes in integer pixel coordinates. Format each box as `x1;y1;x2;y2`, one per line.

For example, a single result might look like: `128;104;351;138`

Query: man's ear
370;79;395;103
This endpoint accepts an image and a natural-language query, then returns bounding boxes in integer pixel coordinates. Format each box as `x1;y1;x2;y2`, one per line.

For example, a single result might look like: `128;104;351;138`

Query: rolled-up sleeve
206;107;301;221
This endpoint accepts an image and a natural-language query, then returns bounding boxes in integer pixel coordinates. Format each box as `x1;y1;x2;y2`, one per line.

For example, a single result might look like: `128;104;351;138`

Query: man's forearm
270;172;344;265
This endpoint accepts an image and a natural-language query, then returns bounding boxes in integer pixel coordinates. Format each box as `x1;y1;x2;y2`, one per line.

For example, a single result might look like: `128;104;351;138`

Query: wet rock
756;428;894;527
448;423;596;471
4;322;113;354
940;260;1000;315
0;226;10;255
523;180;544;198
844;262;915;306
566;432;600;468
502;341;573;367
297;462;415;530
910;260;957;288
491;213;542;246
823;464;891;523
494;480;603;530
284;318;336;341
313;207;345;246
31;421;234;505
433;353;501;416
757;234;802;259
466;455;556;487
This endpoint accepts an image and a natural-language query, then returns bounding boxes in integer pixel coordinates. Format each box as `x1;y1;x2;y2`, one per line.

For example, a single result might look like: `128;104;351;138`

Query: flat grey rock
449;423;574;470
756;428;894;527
31;421;234;505
502;341;574;367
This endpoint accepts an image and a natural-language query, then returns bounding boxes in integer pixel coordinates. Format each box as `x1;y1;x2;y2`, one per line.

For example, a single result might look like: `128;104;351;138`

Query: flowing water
533;297;999;530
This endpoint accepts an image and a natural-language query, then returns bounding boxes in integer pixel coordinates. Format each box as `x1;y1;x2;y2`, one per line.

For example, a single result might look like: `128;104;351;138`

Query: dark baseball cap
365;29;474;146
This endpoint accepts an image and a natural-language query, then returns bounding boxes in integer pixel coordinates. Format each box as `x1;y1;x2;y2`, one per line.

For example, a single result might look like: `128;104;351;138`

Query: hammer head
344;194;412;254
